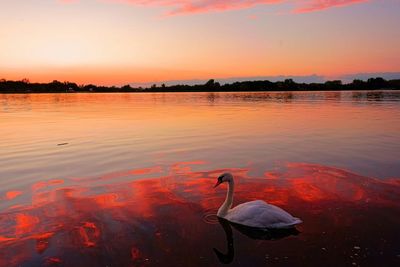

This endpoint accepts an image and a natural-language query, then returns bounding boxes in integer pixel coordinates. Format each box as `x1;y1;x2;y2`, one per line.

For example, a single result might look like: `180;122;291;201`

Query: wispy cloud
294;0;370;13
111;0;282;15
62;0;371;15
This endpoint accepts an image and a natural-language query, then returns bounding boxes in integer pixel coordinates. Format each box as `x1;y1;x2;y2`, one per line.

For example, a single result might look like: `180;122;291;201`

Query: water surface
1;91;400;266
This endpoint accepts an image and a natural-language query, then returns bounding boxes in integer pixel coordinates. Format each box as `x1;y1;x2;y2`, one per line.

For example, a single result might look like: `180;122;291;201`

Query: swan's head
214;173;233;188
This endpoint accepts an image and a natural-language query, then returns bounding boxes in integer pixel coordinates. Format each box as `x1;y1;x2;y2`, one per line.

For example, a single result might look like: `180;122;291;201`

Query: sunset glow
1;0;399;85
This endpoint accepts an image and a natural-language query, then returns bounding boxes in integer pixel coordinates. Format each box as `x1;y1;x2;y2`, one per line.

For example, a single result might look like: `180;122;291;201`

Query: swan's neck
217;179;234;217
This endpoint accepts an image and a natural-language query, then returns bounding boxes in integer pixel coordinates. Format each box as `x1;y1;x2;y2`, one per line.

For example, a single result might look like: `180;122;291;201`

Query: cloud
294;0;370;13
114;0;282;15
63;0;371;15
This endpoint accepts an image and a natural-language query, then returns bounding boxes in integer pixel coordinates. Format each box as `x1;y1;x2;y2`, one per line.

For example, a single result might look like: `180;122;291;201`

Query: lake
1;91;400;266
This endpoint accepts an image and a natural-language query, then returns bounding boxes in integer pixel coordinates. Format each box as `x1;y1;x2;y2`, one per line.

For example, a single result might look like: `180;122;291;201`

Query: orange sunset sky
1;0;399;85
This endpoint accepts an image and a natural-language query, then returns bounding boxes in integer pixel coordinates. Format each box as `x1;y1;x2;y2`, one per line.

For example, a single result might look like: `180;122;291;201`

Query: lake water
0;91;400;266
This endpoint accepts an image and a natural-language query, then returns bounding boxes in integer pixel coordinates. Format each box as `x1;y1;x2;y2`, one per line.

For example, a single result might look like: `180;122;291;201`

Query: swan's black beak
214;180;222;188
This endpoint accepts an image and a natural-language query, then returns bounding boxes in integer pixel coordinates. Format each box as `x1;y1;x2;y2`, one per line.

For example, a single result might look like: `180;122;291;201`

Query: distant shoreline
1;78;399;94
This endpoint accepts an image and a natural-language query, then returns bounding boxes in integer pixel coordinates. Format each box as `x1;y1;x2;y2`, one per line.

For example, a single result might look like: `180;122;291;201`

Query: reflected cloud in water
0;162;400;266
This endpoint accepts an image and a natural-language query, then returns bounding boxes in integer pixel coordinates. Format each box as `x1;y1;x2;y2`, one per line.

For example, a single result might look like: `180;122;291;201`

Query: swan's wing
225;200;302;229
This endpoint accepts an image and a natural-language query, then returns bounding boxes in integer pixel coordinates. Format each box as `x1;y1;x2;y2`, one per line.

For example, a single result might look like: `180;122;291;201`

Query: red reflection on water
32;179;64;191
0;162;399;266
35;232;54;254
0;236;16;243
170;161;207;174
131;246;141;261
15;214;40;236
75;222;100;248
4;191;22;200
45;257;62;265
100;166;163;180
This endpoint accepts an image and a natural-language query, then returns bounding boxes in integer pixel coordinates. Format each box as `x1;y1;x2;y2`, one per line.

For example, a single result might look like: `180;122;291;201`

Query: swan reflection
213;217;300;264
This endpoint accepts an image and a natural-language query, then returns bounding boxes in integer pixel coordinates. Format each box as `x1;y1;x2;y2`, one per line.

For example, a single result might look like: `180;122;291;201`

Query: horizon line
2;72;400;87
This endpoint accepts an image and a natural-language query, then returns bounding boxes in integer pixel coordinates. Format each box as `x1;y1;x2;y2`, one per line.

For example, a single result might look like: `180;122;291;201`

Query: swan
214;173;302;229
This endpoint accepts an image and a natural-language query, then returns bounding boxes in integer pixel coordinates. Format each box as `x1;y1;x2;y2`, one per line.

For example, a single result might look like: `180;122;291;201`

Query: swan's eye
218;175;224;182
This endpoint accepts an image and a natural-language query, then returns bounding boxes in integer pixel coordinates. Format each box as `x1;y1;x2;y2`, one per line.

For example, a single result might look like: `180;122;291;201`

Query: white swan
214;173;302;229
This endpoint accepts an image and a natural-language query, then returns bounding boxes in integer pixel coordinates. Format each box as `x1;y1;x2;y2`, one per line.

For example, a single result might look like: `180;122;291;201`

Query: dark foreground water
1;91;400;266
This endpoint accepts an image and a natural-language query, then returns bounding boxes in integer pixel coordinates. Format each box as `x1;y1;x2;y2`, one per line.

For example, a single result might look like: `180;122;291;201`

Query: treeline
0;77;399;93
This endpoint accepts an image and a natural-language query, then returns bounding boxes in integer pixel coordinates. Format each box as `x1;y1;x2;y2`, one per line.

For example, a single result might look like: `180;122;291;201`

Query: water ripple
202;209;219;225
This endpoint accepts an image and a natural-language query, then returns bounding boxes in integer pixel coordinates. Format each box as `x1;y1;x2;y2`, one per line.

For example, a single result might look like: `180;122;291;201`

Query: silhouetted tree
367;77;387;89
121;84;132;91
205;79;215;87
1;77;399;94
324;80;342;90
284;79;294;84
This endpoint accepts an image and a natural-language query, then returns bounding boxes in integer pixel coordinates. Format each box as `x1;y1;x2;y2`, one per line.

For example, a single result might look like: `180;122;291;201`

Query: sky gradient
1;0;400;85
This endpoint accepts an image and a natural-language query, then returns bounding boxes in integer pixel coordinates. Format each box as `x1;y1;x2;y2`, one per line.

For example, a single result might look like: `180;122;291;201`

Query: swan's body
215;173;302;229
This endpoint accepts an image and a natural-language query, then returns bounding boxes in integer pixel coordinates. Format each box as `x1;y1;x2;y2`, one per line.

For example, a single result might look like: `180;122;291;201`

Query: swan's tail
286;217;303;228
293;217;303;225
269;217;302;229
